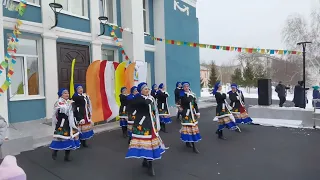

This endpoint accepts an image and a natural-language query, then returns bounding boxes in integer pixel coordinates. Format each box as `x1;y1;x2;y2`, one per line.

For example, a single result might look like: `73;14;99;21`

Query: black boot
218;130;226;140
161;123;167;133
64;150;71;162
128;137;131;145
52;150;58;160
192;142;199;154
142;158;148;168
148;161;155;176
81;140;89;148
185;142;192;148
122;126;128;138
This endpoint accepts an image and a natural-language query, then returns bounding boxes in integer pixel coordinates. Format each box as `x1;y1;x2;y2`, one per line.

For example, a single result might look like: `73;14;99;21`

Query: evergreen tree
243;62;255;87
208;61;218;88
254;64;267;87
231;68;243;86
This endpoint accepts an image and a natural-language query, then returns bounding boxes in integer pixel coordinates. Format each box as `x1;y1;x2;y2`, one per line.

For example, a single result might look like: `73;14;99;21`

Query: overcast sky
197;0;319;65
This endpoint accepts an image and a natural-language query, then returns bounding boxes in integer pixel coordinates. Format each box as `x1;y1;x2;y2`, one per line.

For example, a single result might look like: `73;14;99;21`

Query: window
26;0;39;4
146;62;151;86
10;38;43;99
143;0;150;33
102;49;115;61
99;0;115;24
55;0;89;17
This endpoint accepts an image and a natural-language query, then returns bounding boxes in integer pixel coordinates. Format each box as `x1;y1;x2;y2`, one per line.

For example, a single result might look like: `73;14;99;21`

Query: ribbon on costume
0;0;27;95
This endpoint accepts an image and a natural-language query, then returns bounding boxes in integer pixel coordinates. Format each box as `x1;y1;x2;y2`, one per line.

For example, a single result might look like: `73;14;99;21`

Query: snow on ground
201;86;313;108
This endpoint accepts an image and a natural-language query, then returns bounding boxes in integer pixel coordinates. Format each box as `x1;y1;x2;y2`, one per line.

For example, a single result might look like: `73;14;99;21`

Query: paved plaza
8;103;320;180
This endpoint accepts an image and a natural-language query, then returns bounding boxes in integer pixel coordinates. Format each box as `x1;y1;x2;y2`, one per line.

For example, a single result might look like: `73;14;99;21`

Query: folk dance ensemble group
48;80;253;176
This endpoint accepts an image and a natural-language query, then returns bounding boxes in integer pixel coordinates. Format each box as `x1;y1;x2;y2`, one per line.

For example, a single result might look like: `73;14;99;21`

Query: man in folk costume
179;82;201;154
125;82;166;176
213;82;239;140
156;83;172;132
119;87;129;138
127;86;139;144
174;82;183;122
72;84;94;147
227;83;253;124
50;88;80;161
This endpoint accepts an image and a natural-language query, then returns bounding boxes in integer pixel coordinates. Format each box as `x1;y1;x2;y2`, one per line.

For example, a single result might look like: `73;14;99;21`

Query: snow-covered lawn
201;86;313;108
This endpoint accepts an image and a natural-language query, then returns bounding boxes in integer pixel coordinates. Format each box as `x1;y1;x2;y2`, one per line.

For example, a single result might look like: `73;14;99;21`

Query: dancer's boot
148;161;155;176
64;150;71;162
185;142;192;148
192;142;199;154
52;150;58;160
142;158;149;168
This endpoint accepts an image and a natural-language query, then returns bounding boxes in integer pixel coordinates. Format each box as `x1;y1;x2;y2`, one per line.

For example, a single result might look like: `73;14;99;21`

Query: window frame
58;0;89;20
13;0;40;7
101;47;119;63
143;0;150;34
9;36;45;101
99;0;118;25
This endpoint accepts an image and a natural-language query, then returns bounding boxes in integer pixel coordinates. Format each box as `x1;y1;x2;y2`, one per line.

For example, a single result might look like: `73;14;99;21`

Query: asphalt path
8;105;320;180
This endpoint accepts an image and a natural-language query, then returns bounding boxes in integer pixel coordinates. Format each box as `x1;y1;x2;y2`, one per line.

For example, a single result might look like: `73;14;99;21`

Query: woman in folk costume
156;83;172;132
151;84;158;99
72;84;94;147
179;82;201;154
127;86;139;144
119;87;129;138
228;83;253;124
126;82;166;177
213;82;239;140
174;82;183;122
50;88;80;162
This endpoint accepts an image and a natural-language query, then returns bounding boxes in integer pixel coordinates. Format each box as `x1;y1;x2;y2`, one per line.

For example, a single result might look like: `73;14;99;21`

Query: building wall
1;1;156;123
164;0;200;105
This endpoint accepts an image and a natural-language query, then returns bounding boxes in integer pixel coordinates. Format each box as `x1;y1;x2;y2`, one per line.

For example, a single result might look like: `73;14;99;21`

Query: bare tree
282;4;320;86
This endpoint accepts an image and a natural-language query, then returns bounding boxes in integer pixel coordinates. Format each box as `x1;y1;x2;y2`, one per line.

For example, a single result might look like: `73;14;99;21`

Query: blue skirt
180;125;202;142
120;119;128;127
235;117;253;124
49;139;81;151
125;137;165;161
217;116;238;131
79;130;94;140
160;116;172;124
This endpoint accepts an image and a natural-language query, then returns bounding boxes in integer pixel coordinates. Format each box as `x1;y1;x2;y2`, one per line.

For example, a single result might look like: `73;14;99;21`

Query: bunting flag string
106;24;302;56
0;0;27;95
108;25;130;62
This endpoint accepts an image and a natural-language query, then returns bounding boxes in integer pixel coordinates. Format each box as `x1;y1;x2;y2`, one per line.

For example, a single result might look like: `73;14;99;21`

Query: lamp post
49;1;63;29
297;41;312;108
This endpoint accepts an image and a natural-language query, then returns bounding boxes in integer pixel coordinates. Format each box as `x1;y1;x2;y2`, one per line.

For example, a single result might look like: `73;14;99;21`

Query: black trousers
279;96;286;107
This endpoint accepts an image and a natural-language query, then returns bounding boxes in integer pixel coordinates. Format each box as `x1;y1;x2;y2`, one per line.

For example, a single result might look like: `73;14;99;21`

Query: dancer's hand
79;119;85;124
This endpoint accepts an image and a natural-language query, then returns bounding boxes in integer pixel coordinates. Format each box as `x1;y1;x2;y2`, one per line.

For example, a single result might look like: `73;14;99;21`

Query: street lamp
297;41;312;108
49;1;63;29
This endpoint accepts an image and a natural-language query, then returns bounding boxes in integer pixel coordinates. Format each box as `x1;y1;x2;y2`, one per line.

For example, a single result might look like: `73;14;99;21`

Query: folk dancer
127;86;139;144
126;82;166;176
174;82;183;122
72;84;94;148
213;82;239;140
179;82;201;154
119;87;129;138
151;84;158;99
50;88;80;161
228;83;253;124
156;83;172;133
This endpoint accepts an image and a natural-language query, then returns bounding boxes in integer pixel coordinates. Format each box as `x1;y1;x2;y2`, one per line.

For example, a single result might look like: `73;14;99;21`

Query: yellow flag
261;49;265;54
16;19;23;26
69;59;76;96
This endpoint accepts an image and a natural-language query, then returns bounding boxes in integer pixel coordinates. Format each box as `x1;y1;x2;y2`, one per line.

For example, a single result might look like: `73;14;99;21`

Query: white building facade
0;0;200;124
